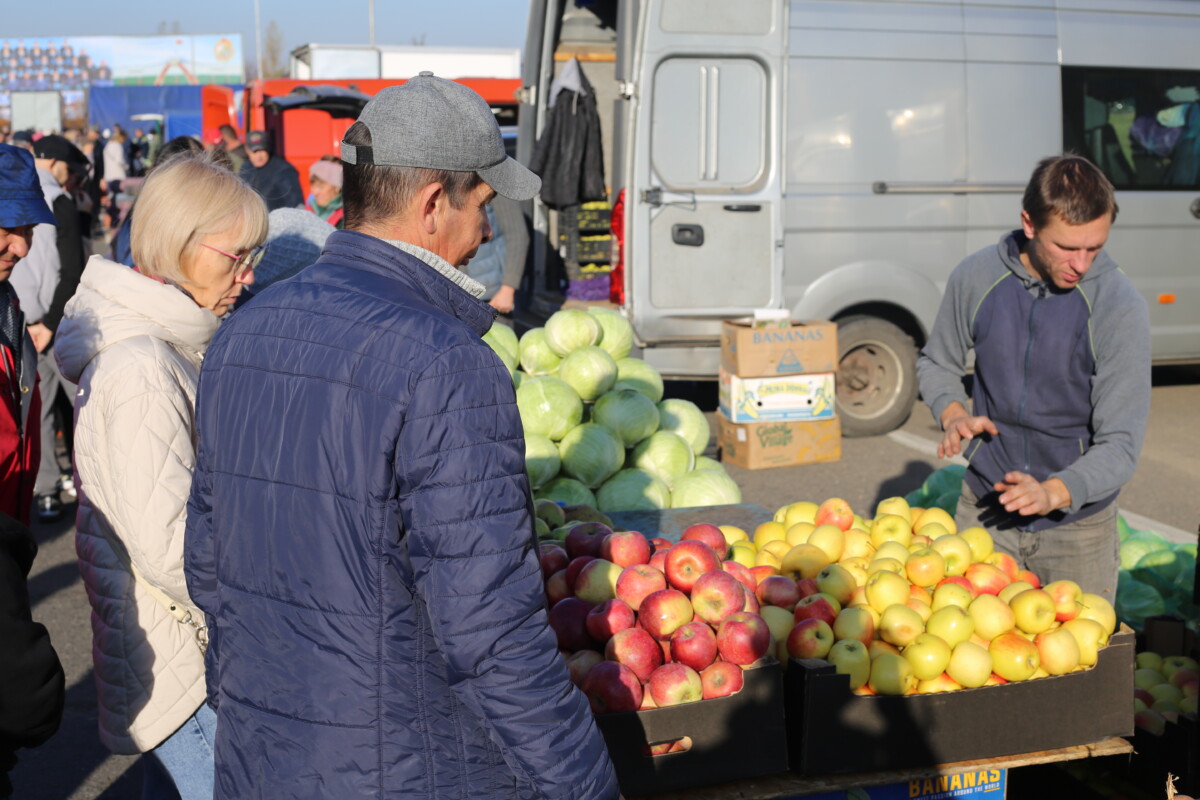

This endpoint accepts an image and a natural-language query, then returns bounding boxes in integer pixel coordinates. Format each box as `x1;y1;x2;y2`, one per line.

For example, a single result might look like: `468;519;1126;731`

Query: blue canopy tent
88;84;241;140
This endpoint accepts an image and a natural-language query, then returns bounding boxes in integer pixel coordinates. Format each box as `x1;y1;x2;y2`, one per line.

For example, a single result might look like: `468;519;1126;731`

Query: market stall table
631;737;1132;799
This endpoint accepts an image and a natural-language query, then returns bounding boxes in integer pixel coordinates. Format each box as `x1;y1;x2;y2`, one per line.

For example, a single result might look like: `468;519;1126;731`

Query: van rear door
629;0;786;345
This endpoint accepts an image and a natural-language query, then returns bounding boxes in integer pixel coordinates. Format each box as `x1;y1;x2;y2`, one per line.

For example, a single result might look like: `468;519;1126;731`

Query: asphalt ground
10;364;1198;799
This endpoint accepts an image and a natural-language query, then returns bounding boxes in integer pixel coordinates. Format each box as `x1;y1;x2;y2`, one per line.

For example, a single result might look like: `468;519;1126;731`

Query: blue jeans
956;482;1120;598
142;702;216;800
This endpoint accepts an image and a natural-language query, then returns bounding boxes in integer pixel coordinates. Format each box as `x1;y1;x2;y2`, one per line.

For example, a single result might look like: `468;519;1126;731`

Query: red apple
787;618;834;660
615;563;667;612
582;660;643;713
750;565;778;586
586;598;636;641
565;522;613;560
605;627;663;682
1043;579;1083;622
548;597;597;652
722;560;758;594
670;621;719;672
648;663;703;706
964;562;1010;596
1016;569;1042;589
648;537;672;553
988;551;1021;582
815;497;855;531
539;543;569;579
600;530;652;568
564;649;604;687
690;569;747;625
716;611;772;665
639;588;695;640
795;577;820;599
665;540;723;593
700;661;745;699
682;523;729;560
545;569;571;607
565;556;596;593
793;593;839;627
936;575;978;598
648;548;669;573
756;575;802;611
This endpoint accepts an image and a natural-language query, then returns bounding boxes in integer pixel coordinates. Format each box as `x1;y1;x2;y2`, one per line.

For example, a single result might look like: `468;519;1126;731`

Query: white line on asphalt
886;431;1197;545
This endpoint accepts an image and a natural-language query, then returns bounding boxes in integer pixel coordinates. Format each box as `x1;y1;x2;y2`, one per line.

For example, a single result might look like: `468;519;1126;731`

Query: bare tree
262;20;288;79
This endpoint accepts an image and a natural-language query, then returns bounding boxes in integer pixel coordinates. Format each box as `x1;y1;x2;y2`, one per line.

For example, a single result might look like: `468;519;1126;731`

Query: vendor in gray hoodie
917;155;1150;599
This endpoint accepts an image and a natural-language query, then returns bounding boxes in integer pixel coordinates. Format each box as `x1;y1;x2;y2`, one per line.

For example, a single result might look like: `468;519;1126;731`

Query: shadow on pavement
872;460;936;510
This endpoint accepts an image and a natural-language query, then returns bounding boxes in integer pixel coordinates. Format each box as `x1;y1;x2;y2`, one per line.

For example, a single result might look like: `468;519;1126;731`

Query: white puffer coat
55;255;218;754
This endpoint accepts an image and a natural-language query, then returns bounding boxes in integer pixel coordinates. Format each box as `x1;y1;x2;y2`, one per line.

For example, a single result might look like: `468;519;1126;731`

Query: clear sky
1;0;530;71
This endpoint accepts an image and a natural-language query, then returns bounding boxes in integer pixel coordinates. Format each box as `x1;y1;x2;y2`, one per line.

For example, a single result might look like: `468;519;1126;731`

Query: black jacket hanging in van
530;58;606;209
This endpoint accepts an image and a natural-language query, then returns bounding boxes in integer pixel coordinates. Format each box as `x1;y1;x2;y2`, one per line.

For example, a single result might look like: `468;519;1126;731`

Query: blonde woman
54;152;267;799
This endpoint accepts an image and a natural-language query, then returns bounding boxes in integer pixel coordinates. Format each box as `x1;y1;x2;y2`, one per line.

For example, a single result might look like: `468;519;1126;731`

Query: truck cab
519;0;1200;436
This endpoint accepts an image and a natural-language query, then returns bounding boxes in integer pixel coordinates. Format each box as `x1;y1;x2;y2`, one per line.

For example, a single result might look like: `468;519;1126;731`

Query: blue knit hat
0;143;56;228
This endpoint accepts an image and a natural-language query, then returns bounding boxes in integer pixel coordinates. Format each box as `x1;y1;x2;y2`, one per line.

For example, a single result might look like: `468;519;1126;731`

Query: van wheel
836;317;918;437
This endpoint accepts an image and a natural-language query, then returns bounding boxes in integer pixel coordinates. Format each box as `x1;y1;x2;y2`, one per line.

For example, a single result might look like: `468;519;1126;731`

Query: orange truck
202;77;520;198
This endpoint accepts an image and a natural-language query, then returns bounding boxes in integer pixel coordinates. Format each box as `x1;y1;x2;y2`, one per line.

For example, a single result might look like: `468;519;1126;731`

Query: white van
516;0;1200;436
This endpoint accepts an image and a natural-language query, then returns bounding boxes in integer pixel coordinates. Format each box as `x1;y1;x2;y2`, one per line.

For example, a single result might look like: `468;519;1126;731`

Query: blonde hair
131;151;269;282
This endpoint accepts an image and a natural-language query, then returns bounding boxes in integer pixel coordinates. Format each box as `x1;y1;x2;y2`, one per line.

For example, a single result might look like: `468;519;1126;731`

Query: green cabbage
557;346;618;402
482;324;519;375
1116;572;1166;632
518;328;563;376
544;309;603;356
596;468;672;512
516;377;582;441
588;307;634;360
630;431;695;489
1120;532;1168;571
536;476;596;508
524;435;561;489
656;398;711;455
557;423;625;488
693;455;726;473
613;358;664;403
670;468;743;509
1132;547;1195;596
592;389;660;447
922;465;966;499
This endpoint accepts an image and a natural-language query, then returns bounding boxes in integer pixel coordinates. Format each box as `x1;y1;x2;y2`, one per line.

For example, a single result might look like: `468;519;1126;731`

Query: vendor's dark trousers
955;482;1119;599
35;349;76;496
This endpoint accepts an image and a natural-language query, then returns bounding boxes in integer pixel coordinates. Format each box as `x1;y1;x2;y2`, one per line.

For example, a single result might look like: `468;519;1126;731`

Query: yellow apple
917;672;963;694
908;534;933;552
959;526;995;562
759;604;797;648
754;548;782;569
839;556;869;587
925;604;976;648
762;539;793;561
869;652;918;695
783;501;819;528
905;548;946;588
868;557;904;576
753;521;788;550
875;541;912;564
808;524;846;563
816;563;857;606
1009;589;1057;635
930;534;973;577
841;528;874;561
904;632;952;681
947;640;993;688
864;569;911;614
906;598;933;623
868;639;900;660
781;543;831;580
1077;592;1117;638
719;525;749;545
827;639;871;690
1061;618;1106;667
968;593;1016;640
874;496;912;525
850;602;881;628
916;523;951;542
931;581;974;611
879;603;924;647
990;633;1040;681
870;514;913;548
785;522;815;546
998;580;1035;606
1034;628;1081;675
915;507;956;537
729;542;757;569
832;606;875;647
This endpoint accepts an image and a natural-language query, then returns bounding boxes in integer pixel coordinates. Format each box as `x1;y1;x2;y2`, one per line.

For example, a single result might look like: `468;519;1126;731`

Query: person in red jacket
0;143;53;525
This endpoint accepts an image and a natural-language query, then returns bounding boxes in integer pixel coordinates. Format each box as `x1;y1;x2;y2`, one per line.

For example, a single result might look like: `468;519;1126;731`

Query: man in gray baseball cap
186;74;619;800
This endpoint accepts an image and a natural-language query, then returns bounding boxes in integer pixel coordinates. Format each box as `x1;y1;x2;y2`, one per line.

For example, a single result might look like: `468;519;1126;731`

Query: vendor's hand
938;414;998;459
994;473;1071;516
26;322;52;353
489;284;516;314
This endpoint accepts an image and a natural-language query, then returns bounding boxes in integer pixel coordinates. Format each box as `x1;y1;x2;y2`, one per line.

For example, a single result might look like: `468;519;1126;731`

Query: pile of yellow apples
718;496;1119;695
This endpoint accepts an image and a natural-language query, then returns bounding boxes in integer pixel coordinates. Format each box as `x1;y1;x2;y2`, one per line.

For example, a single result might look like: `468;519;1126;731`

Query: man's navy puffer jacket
185;231;618;800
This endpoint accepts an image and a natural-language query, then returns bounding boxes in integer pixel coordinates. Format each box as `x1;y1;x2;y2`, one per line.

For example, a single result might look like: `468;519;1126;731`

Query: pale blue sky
1;1;530;73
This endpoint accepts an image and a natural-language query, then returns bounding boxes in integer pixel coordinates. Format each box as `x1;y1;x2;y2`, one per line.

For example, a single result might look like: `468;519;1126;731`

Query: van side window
1062;66;1200;189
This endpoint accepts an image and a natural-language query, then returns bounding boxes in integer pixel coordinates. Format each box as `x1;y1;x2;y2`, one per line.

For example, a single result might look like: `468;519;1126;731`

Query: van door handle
672;224;704;247
1191;198;1200;219
723;204;761;212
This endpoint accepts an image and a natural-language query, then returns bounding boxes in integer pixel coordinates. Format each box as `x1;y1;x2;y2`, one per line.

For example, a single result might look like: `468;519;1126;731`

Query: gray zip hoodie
917;230;1151;529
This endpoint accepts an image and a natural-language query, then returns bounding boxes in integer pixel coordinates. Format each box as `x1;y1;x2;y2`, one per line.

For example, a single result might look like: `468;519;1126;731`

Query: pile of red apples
543;522;775;716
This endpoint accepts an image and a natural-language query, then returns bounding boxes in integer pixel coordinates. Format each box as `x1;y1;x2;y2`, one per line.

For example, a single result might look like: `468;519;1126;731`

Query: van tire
836;316;918;437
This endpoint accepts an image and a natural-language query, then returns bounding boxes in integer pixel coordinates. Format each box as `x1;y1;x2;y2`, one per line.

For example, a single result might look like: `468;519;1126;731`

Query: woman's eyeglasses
199;242;265;277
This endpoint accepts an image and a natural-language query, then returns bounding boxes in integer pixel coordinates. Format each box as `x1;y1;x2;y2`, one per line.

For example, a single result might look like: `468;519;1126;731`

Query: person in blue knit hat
0;142;54;526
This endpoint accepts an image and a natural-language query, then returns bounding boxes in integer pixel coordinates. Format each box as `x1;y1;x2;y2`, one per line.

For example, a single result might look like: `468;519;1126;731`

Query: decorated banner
1;34;244;91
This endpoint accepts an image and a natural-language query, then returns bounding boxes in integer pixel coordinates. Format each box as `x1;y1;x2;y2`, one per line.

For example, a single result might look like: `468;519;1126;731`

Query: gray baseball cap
341;71;540;201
